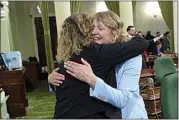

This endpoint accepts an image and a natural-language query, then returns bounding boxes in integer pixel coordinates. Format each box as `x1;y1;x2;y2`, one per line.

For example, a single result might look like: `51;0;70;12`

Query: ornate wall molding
1;1;9;18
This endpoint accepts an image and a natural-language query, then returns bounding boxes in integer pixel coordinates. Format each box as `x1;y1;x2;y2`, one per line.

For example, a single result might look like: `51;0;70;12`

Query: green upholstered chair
154;56;177;84
160;73;178;119
154;56;178;118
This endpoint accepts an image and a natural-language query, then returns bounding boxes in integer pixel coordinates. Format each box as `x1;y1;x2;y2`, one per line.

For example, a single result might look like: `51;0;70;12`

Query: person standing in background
138;31;145;38
145;31;154;40
156;41;163;56
161;31;170;52
146;31;158;55
127;25;136;37
126;27;161;69
156;31;161;37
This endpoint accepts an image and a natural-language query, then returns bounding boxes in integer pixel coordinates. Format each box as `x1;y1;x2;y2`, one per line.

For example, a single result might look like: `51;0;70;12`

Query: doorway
34;16;57;67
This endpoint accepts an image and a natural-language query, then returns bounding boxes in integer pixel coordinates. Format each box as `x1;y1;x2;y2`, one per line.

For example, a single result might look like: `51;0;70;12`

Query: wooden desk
0;68;28;118
23;61;40;89
146;54;178;63
145;54;178;69
147;55;157;62
141;87;162;119
140;69;155;78
140;73;154;78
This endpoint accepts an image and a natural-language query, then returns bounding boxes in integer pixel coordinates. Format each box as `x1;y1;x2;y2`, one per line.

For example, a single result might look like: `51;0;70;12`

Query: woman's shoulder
132;36;145;40
87;43;104;52
116;55;142;69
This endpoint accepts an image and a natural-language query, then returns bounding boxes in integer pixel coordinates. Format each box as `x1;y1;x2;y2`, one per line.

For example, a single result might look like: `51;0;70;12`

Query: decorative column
0;1;11;52
119;2;134;34
54;2;71;37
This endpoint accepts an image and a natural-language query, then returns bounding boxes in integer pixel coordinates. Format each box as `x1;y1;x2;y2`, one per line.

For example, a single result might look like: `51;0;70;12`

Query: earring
111;37;116;43
113;36;117;41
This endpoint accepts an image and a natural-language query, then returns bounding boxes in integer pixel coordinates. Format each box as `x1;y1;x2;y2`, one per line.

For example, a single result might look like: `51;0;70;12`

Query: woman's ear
111;31;117;42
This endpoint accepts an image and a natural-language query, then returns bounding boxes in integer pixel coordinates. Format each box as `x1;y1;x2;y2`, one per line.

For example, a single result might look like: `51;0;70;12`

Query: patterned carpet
17;84;56;119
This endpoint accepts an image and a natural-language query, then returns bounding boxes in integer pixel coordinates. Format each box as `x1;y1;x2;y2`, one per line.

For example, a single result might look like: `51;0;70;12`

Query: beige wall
96;1;108;12
1;21;11;52
134;2;169;36
80;1;96;14
120;2;133;34
134;1;177;53
95;1;134;34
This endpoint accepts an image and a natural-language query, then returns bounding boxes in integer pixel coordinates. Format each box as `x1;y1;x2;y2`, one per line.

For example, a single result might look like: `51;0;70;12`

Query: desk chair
154;56;176;84
160;73;178;119
154;56;178;118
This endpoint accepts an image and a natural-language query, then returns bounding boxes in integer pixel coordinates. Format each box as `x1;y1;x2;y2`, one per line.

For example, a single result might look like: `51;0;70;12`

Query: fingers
53;79;63;84
66;70;76;78
48;77;63;86
64;61;80;72
64;62;81;79
153;37;160;42
53;76;65;81
53;68;59;72
81;58;90;67
50;73;65;82
53;83;60;86
51;80;63;86
65;61;80;67
64;64;76;73
159;34;163;39
53;71;65;79
52;68;65;79
48;69;65;86
64;60;88;71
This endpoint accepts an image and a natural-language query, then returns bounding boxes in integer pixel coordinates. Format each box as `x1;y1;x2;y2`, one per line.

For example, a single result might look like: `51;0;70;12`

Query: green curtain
158;1;174;53
105;1;120;17
39;1;53;75
132;1;136;24
70;1;81;14
132;1;136;17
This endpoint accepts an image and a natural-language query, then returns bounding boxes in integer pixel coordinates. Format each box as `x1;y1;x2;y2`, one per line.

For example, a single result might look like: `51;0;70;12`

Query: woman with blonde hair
51;11;148;119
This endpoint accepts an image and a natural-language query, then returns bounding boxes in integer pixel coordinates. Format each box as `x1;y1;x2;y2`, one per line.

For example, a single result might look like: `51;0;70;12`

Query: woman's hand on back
48;68;65;86
64;58;97;88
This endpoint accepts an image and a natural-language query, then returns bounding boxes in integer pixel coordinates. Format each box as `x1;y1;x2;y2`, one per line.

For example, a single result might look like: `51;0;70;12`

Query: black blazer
54;36;149;119
147;39;158;55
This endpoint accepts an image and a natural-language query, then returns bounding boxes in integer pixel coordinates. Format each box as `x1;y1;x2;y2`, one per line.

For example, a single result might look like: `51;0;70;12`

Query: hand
48;68;65;86
159;34;164;39
64;58;97;88
153;37;161;42
160;52;164;56
146;57;149;62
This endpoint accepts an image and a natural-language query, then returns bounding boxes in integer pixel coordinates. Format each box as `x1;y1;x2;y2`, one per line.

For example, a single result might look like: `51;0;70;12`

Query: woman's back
55;44;118;118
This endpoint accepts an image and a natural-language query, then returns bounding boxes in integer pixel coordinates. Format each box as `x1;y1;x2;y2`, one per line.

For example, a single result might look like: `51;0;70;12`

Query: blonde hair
94;11;131;43
56;13;93;62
